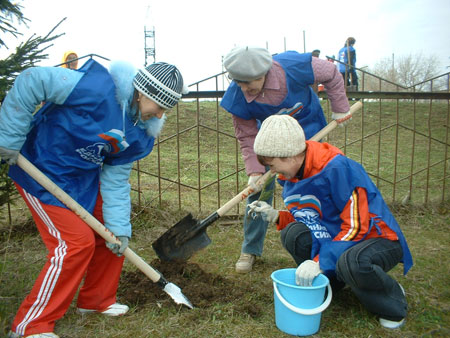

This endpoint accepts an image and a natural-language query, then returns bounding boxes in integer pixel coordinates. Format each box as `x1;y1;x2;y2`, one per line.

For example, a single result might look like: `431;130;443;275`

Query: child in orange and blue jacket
248;114;413;329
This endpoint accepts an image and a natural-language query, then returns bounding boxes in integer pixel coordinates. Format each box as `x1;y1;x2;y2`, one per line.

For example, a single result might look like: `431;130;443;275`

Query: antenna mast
144;6;156;65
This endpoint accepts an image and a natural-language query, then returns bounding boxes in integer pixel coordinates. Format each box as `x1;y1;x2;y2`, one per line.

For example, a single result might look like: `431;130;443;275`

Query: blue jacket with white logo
338;45;356;73
0;59;156;237
279;141;413;275
220;51;326;139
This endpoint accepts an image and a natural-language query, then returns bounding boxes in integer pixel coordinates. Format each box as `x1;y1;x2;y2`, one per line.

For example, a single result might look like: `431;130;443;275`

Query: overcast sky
2;0;450;87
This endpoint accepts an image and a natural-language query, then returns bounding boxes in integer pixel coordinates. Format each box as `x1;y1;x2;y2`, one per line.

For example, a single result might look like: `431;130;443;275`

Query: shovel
152;170;274;261
152;101;363;261
16;154;193;309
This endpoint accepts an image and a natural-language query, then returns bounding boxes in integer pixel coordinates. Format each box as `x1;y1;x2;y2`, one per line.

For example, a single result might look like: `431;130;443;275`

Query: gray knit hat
254;115;306;157
133;62;185;109
223;46;272;82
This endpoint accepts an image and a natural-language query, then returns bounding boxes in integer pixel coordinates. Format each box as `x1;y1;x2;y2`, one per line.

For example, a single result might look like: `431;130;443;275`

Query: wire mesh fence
1;69;449;226
128;71;449;221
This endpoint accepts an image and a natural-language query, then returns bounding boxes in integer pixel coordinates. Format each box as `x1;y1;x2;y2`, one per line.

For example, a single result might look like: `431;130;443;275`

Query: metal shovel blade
152;213;212;261
163;282;194;309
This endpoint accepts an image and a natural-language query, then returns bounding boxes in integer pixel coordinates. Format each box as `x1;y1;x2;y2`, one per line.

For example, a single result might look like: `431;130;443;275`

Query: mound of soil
118;259;267;317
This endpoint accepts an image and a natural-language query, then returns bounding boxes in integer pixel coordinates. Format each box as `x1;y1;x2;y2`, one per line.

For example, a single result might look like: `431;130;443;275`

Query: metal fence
130;70;449;219
2;68;449;225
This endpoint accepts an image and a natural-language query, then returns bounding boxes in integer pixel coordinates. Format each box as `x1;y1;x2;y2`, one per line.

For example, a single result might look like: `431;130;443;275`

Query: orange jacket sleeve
276;210;295;231
334;187;372;241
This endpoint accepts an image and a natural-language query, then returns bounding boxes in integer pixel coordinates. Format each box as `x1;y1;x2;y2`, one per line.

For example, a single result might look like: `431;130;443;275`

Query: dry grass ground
1;99;449;336
1;200;449;337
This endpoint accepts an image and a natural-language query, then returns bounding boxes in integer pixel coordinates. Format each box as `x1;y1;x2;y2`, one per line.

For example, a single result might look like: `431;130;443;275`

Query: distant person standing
326;55;336;63
61;50;79;70
338;37;358;90
311;49;320;58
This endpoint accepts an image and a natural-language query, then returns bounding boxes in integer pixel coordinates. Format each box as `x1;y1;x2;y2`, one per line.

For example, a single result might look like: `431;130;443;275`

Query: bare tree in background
369;53;441;91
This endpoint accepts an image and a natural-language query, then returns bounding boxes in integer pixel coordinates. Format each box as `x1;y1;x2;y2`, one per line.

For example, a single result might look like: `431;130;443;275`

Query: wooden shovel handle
215;171;273;217
215;100;363;217
310;101;362;142
16;155;162;283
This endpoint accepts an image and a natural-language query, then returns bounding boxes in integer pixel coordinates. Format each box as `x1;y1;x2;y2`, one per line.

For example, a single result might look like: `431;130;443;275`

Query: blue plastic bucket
270;268;332;336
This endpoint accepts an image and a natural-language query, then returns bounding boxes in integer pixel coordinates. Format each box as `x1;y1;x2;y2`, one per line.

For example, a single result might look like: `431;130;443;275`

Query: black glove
106;236;129;257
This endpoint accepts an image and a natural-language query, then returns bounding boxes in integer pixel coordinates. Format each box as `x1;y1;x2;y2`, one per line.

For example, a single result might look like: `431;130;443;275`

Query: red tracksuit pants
11;183;125;336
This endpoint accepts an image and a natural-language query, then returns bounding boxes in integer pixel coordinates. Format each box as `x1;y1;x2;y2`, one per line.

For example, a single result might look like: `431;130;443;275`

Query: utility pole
303;30;306;53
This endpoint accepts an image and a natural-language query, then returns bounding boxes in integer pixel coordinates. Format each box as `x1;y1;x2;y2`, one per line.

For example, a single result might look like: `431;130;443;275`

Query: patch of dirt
118;259;266;318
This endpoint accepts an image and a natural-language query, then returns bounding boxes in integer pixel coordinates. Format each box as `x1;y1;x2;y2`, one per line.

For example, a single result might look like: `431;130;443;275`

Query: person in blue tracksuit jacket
249;114;413;329
0;58;186;337
338;37;358;89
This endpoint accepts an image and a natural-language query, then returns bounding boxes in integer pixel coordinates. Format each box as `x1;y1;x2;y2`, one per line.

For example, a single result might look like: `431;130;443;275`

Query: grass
1;202;449;337
1;99;449;337
130;100;449;216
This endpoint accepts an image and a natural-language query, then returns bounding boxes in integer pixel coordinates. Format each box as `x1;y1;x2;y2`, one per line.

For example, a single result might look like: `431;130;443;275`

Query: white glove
0;146;19;165
248;200;279;223
332;111;352;127
295;260;322;286
106;236;129;257
248;174;263;190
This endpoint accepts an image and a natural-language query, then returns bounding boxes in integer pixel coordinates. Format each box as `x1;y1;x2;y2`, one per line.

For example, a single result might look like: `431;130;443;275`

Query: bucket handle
273;281;332;316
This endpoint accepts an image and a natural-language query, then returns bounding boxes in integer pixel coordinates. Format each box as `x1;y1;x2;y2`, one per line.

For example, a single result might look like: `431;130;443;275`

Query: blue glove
106;236;129;257
0;146;19;165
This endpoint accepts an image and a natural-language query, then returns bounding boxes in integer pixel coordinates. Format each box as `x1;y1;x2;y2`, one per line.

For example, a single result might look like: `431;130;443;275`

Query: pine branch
0;0;29;48
0;18;66;101
0;2;66;208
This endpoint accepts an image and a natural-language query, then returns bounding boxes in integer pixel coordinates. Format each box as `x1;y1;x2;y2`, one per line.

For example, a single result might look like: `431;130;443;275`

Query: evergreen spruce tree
0;0;64;209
